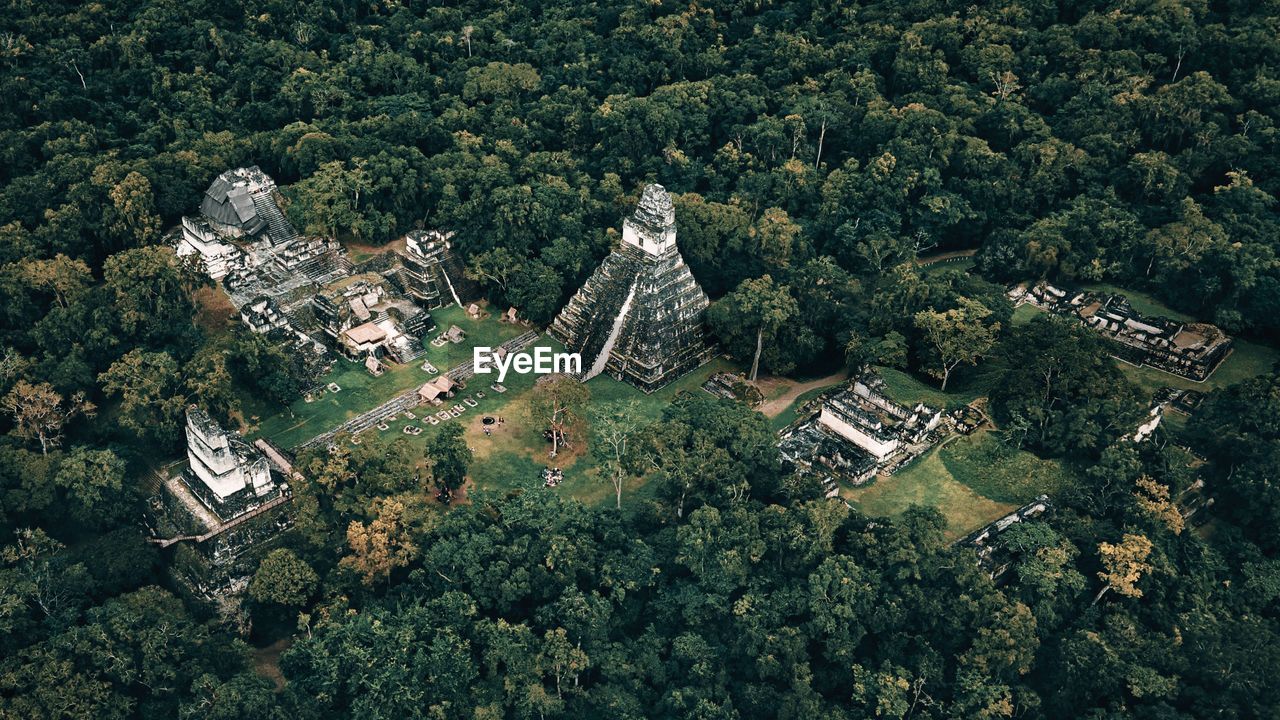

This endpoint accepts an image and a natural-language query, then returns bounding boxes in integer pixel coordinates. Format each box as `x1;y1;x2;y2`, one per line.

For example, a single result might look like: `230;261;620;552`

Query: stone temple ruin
182;406;282;522
394;230;480;311
1012;281;1232;381
146;407;295;597
958;495;1052;581
549;184;715;393
178;166;346;287
176;166;478;385
779;372;947;495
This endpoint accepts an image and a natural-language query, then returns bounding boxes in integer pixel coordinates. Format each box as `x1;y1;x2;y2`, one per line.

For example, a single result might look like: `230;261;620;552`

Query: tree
538;627;590;701
707;275;799;382
53;447;128;527
180;673;278;720
183;347;238;424
988;317;1145;456
591;400;641;510
426;423;470;502
505;260;564;326
229;331;308;407
1093;533;1154;605
749;207;803;269
530;374;590;457
102;170;162;249
1132;475;1184;535
465;247;520;294
1143;197;1228;279
287;160;387;242
2;380;94;455
463;62;541;101
634;393;780;517
0;527;90;624
670;194;753;295
17;254;91;309
280;599;479;718
98;350;187;446
102;246;198;347
341;498;417;587
913;297;1001;391
844;331;908;373
249;548;318;607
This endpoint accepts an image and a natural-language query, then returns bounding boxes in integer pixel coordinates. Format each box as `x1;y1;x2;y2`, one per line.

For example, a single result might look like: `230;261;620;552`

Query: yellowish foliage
1098;533;1154;599
1134;475;1184;535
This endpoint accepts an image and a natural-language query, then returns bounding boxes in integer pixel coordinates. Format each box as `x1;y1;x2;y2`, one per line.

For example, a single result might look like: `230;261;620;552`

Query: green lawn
844;446;1015;542
938;430;1071;504
584;356;739;425
241;304;531;449
1082;283;1196;323
243;358;428;449
874;366;988;408
260;306;741;509
1011;303;1042;326
392;354;736;507
844;430;1070;540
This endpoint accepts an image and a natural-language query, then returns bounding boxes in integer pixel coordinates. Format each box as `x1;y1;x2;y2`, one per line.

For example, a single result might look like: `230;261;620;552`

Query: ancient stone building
182;406;280;522
549;184;714;393
239;296;289;334
1014;282;1233;381
177;166;311;284
178;216;243;280
200;166;293;242
142;408;295;599
396;230;479;310
779;372;947;493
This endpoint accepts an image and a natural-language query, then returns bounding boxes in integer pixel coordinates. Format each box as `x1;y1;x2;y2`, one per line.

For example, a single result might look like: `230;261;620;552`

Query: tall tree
341;498;417;587
988;317;1146;456
52;447;128;527
591;400;641;510
1093;533;1154;605
530;374;590;457
707;275;799;381
426;423;471;503
913;296;1001;391
2;380;94;455
98;350;187;446
249;548;318;608
17;254;91;309
102;246;198;348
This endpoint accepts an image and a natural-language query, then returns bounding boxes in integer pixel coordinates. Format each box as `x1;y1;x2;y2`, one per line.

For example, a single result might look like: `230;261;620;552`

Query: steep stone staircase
251;191;297;245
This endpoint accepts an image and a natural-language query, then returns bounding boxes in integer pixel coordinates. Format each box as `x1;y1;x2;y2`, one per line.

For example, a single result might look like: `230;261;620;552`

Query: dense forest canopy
1;0;1279;717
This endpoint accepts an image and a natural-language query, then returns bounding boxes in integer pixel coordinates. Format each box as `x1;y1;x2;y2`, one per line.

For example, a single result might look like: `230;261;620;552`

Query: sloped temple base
549;184;715;393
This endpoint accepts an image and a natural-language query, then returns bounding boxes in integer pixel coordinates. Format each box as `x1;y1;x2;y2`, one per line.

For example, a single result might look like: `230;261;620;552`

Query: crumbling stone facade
779;372;948;494
550;184;714;393
1013;282;1232;381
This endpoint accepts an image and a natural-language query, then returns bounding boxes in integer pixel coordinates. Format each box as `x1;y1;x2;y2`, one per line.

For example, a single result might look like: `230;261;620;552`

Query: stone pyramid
549;184;715;393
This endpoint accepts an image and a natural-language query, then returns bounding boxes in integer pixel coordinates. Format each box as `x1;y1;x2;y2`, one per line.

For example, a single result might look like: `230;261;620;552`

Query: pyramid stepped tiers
550;184;715;393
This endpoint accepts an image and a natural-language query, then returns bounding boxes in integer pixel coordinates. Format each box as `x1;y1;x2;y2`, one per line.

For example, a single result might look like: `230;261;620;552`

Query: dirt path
251;637;293;690
758;370;848;418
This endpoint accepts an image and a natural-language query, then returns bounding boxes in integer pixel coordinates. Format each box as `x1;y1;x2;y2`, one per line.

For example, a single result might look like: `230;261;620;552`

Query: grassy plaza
235;284;1276;538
